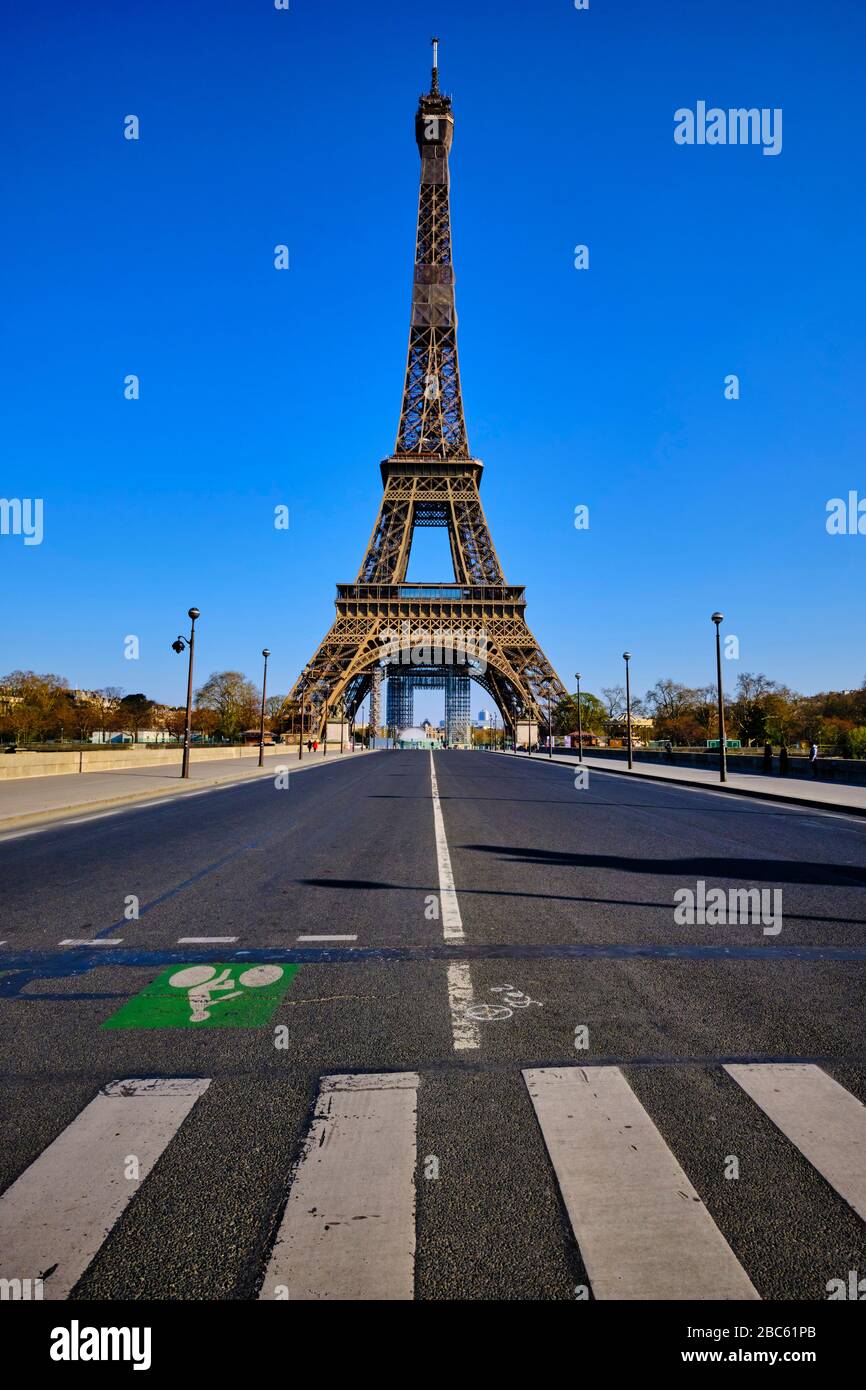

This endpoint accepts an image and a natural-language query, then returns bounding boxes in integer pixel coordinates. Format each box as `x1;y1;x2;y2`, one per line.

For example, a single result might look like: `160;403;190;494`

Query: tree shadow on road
462;844;866;890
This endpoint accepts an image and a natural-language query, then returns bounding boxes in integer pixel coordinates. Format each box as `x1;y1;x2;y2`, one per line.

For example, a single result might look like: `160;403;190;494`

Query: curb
498;752;866;819
0;750;374;833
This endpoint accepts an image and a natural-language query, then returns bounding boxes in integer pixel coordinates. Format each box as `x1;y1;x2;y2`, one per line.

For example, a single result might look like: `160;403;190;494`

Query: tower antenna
430;36;440;95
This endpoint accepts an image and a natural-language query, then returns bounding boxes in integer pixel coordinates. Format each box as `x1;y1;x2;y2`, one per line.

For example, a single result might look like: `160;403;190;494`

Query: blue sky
3;0;864;722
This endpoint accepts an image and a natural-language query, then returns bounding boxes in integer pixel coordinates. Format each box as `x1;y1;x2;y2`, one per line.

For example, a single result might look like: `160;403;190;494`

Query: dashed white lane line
297;934;358;942
0;1077;210;1300
177;936;238;944
429;751;464;942
260;1072;418;1300
59;938;123;946
524;1066;759;1301
725;1063;866;1222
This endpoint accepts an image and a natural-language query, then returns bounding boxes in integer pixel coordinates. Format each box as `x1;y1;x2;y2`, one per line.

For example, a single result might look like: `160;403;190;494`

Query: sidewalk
0;747;371;831
505;750;866;817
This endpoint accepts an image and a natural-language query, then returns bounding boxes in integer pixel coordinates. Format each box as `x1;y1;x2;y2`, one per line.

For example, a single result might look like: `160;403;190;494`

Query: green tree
117;693;155;743
194;671;258;740
839;726;866;759
554;690;606;735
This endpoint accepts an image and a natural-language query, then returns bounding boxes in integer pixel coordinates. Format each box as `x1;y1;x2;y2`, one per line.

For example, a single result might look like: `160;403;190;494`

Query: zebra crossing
1;1063;864;1301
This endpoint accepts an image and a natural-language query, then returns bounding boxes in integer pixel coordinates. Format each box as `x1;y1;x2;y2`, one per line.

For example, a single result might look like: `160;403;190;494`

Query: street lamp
711;613;728;783
575;672;583;764
171;607;200;779
526;702;532;757
548;686;553;759
258;648;270;768
297;666;310;761
623;652;633;770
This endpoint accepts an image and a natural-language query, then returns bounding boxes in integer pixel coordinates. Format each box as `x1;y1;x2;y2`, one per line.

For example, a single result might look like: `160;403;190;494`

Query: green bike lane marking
102;962;299;1029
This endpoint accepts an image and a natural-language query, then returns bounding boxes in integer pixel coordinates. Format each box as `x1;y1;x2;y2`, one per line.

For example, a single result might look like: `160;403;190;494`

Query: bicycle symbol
168;963;285;1024
463;984;543;1023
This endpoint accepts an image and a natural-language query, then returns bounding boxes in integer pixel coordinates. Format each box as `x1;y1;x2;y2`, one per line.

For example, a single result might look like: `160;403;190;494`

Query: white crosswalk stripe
260;1071;419;1300
725;1062;866;1222
0;1077;210;1300
0;1064;864;1299
524;1065;760;1300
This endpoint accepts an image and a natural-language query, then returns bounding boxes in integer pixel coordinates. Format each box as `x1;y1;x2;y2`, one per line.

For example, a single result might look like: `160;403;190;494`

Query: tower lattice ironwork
282;40;567;747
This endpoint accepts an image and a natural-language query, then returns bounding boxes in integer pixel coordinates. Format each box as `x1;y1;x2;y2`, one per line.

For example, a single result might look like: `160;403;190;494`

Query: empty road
1;750;864;1301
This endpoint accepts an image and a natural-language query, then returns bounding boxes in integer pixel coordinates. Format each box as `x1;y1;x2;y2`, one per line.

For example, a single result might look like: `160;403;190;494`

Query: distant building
395;726;437;748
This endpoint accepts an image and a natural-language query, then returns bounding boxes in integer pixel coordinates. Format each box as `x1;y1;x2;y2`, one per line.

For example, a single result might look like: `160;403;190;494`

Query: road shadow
462;844;866;889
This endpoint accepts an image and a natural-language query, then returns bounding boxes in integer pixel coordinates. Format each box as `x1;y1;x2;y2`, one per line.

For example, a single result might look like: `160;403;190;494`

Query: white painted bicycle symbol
463;984;543;1023
168;964;284;1024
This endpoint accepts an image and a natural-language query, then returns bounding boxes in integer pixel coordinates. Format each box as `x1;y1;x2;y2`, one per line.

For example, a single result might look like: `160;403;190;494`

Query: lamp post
575;672;583;764
548;687;553;759
297;667;309;761
623;652;633;770
258;648;270;768
527;702;532;756
712;612;728;783
171;606;200;780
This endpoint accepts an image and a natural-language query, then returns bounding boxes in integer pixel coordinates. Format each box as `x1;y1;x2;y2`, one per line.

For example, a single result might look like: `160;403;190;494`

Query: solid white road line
260;1072;419;1300
725;1063;866;1221
446;961;480;1051
59;938;123;946
0;1077;210;1300
177;936;238;944
524;1066;759;1301
429;751;464;941
296;934;358;942
429;753;479;1048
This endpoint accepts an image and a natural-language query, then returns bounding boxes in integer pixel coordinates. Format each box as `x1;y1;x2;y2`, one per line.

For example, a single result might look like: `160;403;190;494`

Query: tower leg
369;668;382;748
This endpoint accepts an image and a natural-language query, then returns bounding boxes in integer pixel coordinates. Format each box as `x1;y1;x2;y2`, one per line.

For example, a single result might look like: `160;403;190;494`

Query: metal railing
336;583;526;603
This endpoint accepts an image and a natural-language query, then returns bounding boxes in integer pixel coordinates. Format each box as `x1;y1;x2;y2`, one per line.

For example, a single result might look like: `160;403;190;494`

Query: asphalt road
0;749;864;1301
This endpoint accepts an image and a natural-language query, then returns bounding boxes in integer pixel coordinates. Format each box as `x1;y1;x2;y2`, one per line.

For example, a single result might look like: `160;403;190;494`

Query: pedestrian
313;739;318;752
307;739;312;753
809;741;819;777
763;742;773;773
664;739;673;761
779;744;789;777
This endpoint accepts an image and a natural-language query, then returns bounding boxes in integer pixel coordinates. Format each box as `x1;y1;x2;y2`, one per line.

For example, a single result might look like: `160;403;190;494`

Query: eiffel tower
285;40;567;748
